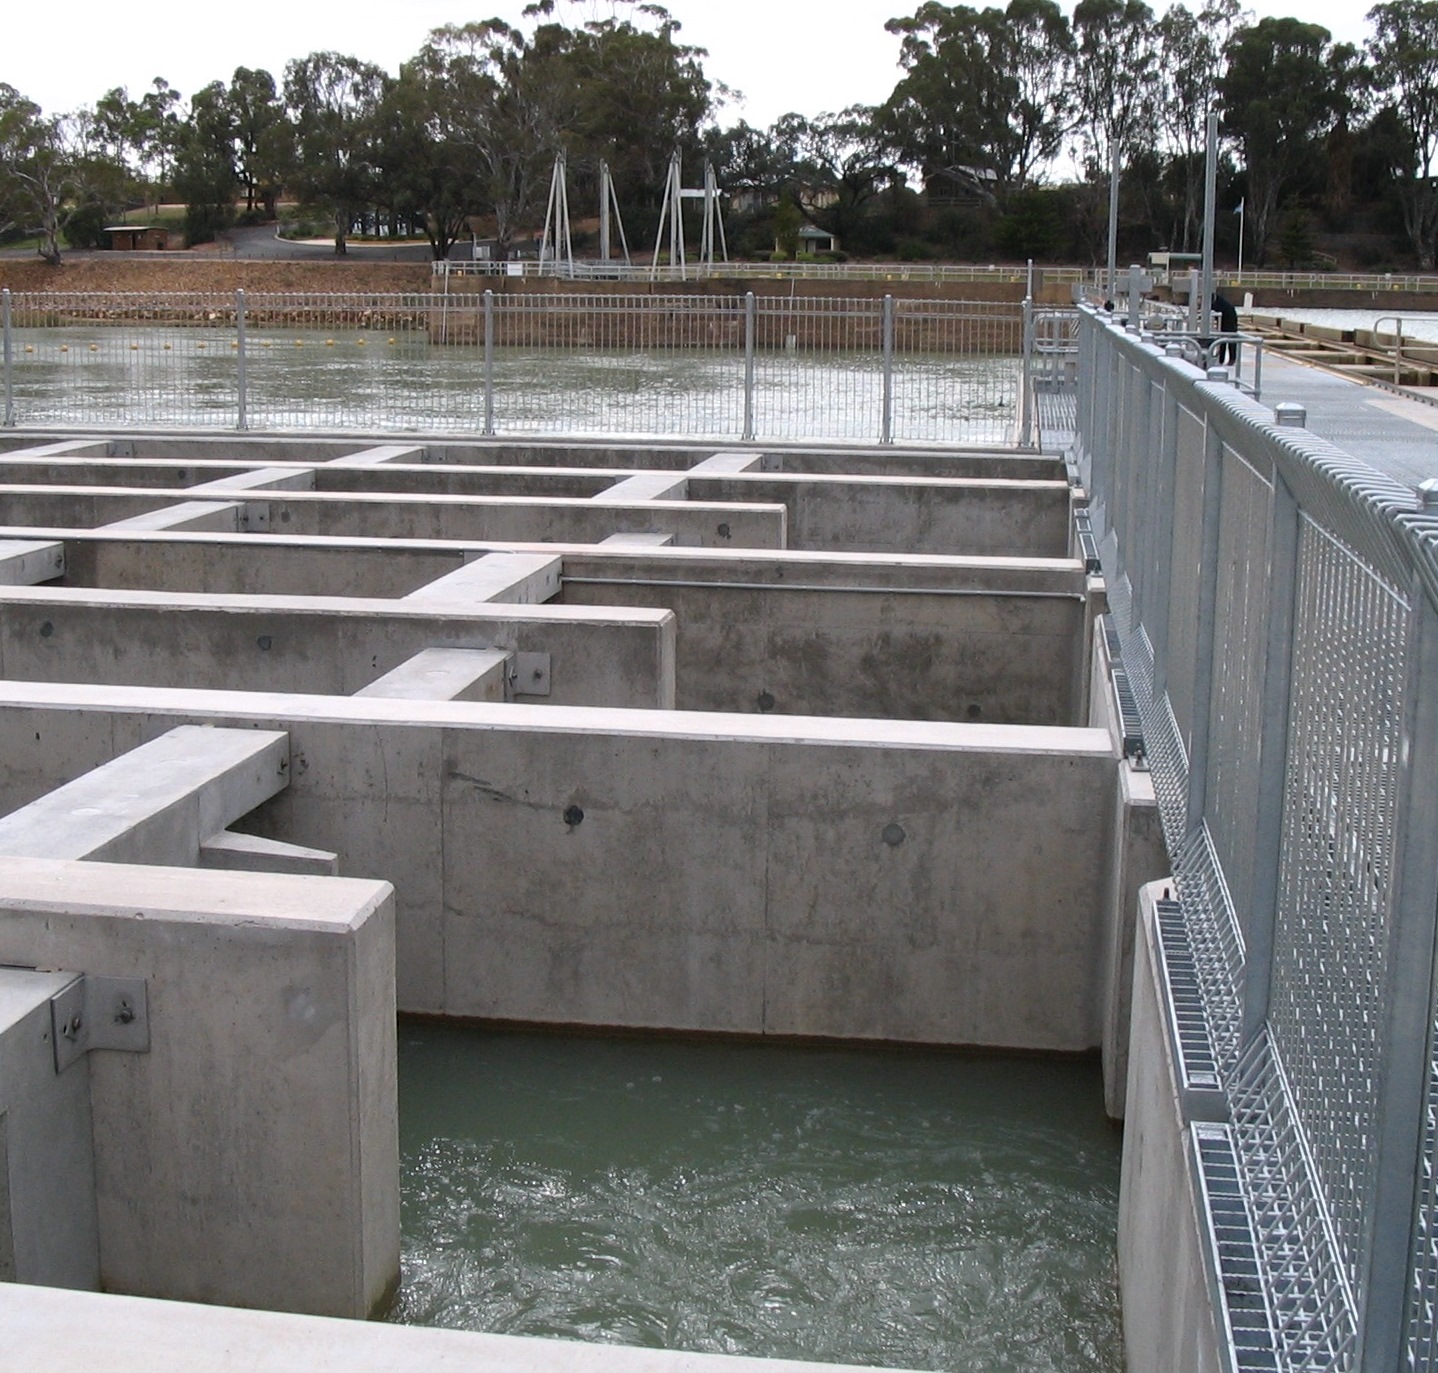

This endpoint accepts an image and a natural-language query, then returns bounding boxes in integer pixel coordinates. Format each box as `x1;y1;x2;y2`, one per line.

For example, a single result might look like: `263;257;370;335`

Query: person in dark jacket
1212;292;1239;365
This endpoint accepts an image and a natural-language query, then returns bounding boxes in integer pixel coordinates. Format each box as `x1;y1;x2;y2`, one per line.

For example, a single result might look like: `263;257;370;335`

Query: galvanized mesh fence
1076;306;1438;1372
0;289;1024;446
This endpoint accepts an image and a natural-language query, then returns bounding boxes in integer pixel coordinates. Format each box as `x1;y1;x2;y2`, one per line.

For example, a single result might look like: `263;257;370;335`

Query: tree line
3;0;1438;270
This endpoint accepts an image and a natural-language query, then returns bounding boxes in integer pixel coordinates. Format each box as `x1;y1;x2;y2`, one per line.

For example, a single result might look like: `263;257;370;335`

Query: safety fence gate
0;289;1026;448
1074;307;1438;1371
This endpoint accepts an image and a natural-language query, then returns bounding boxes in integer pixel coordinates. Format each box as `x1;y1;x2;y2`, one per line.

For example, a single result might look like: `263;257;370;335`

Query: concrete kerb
1;1282;934;1373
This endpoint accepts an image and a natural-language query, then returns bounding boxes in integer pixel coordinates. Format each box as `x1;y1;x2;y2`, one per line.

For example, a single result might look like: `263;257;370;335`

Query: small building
783;224;839;257
104;225;171;252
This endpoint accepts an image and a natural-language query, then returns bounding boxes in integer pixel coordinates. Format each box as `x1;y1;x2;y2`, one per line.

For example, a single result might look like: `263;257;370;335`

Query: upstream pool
389;1023;1123;1373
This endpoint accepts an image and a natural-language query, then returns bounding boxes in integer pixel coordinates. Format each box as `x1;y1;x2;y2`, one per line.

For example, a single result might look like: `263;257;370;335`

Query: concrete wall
0;485;787;549
55;530;474;598
0;857;399;1320
0;587;676;709
561;574;1084;723
0;684;1116;1050
1118;884;1223;1373
685;474;1071;556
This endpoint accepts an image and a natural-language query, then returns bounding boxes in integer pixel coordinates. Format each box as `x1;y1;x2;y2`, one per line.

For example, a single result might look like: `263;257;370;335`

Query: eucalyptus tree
1069;0;1161;179
283;52;388;253
133;79;182;205
409;20;574;256
771;106;901;245
376;55;484;260
1219;17;1354;263
1368;0;1438;267
228;68;290;217
1155;0;1241;250
172;80;240;243
544;0;717;210
0;86;98;263
882;0;1072;201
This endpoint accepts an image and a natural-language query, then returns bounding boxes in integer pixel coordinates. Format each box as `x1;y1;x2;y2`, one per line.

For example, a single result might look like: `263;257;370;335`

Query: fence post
2;288;13;428
483;290;495;437
742;292;756;443
235;289;248;432
881;294;894;445
1019;294;1035;448
1357;588;1438;1371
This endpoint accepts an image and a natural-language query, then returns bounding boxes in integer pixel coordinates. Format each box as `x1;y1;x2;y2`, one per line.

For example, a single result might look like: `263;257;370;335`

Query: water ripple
390;1027;1123;1372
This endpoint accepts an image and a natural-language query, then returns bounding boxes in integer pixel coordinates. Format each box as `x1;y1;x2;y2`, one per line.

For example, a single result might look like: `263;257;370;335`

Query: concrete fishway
0;428;1159;1371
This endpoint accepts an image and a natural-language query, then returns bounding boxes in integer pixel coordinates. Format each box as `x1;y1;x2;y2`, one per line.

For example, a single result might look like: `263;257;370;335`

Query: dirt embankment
0;256;435;294
0;255;1051;302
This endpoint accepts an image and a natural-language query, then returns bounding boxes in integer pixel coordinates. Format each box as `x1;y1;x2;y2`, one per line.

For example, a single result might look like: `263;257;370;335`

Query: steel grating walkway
1259;352;1438;490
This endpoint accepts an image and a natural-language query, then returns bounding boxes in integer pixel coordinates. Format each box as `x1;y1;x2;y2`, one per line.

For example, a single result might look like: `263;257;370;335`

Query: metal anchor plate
50;975;150;1074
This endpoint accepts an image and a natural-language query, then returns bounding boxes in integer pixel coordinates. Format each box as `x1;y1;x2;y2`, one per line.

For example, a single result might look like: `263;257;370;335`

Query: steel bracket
508;652;551;698
50;975;150;1074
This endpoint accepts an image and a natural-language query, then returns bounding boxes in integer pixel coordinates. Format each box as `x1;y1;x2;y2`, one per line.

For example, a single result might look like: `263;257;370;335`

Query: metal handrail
432;258;1090;286
1375;315;1409;385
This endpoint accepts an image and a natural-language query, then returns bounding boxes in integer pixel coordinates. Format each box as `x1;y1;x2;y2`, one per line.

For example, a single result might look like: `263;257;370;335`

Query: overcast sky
5;0;1378;129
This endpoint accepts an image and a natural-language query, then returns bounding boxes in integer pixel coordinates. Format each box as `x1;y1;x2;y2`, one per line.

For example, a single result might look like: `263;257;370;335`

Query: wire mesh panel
1229;1035;1359;1372
1074;308;1438;1372
1271;515;1411;1298
241;293;471;431
889;299;1022;446
1205;446;1277;934
743;295;880;441
1164;404;1212;751
1411;1043;1438;1372
492;292;746;437
2;290;1024;444
6;292;243;427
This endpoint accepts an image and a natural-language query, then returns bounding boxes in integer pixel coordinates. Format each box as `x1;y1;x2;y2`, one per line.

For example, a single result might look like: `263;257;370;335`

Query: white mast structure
599;160;632;267
539;152;574;278
651;152;727;281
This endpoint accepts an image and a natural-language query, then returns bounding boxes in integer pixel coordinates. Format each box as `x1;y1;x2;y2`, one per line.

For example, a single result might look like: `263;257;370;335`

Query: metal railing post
1020;294;1035;448
483;290;496;437
742;291;756;442
234;289;248;431
1358;589;1438;1371
2;288;13;428
881;294;894;445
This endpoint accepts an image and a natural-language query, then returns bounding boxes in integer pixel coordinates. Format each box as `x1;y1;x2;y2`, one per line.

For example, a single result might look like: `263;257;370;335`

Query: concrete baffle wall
0;685;1117;1049
0;858;399;1320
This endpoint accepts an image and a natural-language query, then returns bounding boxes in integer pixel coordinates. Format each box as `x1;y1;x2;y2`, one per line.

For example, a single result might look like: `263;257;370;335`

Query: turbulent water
6;326;1021;446
390;1024;1123;1373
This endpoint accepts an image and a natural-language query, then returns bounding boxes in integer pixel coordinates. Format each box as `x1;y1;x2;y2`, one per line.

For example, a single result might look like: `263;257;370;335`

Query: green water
391;1024;1124;1372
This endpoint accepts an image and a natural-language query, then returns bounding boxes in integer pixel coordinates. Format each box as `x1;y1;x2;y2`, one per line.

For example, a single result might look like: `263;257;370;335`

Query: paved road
224;224;441;263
